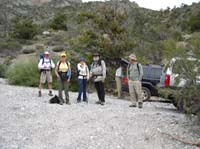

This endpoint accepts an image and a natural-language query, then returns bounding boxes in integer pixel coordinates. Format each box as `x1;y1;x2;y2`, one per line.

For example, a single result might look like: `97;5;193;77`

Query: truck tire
142;87;151;101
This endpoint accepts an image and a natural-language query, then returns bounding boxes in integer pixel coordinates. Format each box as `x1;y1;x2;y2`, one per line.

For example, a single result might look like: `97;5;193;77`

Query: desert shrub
6;57;40;87
188;13;200;32
12;17;39;40
0;41;21;51
49;12;68;31
0;64;6;78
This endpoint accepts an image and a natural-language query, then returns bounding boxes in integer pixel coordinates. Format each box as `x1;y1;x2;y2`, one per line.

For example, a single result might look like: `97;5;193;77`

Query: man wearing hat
90;53;106;105
76;57;90;103
38;51;55;97
127;53;143;108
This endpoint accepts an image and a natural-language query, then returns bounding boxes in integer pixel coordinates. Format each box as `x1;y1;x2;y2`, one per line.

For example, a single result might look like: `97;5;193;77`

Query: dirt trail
0;79;199;149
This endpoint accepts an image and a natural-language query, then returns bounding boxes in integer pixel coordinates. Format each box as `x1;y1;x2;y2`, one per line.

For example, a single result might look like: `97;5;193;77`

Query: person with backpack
76;57;90;103
90;53;106;105
55;52;71;105
38;51;55;97
127;54;143;108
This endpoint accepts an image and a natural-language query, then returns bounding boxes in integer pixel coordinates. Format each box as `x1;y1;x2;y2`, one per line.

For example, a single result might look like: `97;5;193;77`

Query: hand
67;79;70;83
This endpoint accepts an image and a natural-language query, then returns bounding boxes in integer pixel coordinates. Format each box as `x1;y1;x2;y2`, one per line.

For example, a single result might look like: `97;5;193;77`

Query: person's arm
51;59;55;69
139;64;143;81
86;65;90;80
68;62;71;82
101;60;106;82
38;59;44;70
55;62;59;78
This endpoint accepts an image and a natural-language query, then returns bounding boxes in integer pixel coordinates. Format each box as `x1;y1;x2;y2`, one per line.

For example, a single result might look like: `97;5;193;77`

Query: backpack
91;59;104;76
58;61;71;79
38;54;52;73
128;63;140;75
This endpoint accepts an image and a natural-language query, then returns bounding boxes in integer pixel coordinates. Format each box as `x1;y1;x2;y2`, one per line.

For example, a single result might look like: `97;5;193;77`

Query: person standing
77;58;90;103
90;53;106;105
127;54;143;108
38;51;55;97
115;66;122;99
55;52;71;105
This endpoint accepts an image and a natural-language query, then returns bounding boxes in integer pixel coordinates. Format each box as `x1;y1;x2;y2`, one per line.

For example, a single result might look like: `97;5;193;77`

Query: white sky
82;0;200;10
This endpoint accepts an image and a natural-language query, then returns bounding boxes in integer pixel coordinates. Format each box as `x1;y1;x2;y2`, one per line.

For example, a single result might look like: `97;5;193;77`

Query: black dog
49;95;60;104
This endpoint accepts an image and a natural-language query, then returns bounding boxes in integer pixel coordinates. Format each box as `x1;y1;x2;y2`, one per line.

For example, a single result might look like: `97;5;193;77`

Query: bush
12;17;39;40
6;57;40;87
0;64;6;78
188;14;200;32
49;12;68;31
0;41;22;51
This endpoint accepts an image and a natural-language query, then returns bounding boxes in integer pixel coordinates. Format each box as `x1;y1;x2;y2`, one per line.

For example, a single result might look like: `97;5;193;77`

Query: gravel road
0;79;199;149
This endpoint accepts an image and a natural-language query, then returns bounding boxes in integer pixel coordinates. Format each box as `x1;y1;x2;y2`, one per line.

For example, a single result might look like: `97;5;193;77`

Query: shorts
40;71;53;84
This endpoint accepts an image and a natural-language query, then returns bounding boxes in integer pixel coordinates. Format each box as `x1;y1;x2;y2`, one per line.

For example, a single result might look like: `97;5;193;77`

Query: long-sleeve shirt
77;63;89;80
127;63;143;81
38;58;55;70
90;60;106;82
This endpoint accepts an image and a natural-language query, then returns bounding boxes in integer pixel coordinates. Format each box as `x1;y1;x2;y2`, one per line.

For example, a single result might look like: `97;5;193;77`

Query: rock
22;48;36;54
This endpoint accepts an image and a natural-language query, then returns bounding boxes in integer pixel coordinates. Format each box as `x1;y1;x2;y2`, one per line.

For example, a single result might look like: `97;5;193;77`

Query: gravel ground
0;79;199;149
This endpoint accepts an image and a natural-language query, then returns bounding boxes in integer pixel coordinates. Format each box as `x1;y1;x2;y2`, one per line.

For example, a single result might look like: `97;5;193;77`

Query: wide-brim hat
129;54;137;60
44;51;49;55
60;52;66;57
92;53;100;57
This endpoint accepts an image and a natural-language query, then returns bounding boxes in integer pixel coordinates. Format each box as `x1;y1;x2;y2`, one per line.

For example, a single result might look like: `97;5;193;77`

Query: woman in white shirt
77;57;89;103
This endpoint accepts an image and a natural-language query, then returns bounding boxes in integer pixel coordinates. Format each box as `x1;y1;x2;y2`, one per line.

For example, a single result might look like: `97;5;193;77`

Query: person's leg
47;72;53;96
38;72;46;97
116;77;122;98
77;79;83;102
99;81;105;103
134;81;143;108
64;80;70;104
58;78;64;104
94;82;101;102
83;79;87;101
128;80;137;107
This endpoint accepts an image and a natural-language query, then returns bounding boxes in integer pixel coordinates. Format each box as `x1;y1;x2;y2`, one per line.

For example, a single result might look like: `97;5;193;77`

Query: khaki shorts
40;71;53;84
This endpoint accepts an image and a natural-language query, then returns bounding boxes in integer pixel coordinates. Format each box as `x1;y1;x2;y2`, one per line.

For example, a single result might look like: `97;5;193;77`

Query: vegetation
49;12;68;31
12;17;39;40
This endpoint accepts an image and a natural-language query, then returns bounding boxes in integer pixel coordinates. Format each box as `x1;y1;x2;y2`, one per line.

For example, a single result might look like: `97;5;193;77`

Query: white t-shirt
38;58;55;70
115;67;122;77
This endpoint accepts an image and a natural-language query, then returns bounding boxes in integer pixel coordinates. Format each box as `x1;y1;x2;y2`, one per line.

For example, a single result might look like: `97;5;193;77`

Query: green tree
188;13;200;32
49;12;68;31
12;17;39;40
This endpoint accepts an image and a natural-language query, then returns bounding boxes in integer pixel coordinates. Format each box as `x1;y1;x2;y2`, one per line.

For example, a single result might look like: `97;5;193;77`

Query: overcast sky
82;0;200;10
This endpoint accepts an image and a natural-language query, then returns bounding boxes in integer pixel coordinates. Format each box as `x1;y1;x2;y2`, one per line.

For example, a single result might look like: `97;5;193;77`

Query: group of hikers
38;51;143;108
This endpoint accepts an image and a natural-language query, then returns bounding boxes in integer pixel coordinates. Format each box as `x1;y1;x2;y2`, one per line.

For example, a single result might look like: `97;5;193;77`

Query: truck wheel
142;87;151;101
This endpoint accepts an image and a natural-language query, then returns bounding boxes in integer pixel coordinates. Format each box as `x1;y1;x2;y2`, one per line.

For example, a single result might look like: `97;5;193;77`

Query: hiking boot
129;104;137;107
77;100;81;103
83;98;88;103
100;102;105;106
66;101;71;105
59;98;64;105
48;91;53;96
96;101;101;104
38;91;42;97
138;102;143;108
